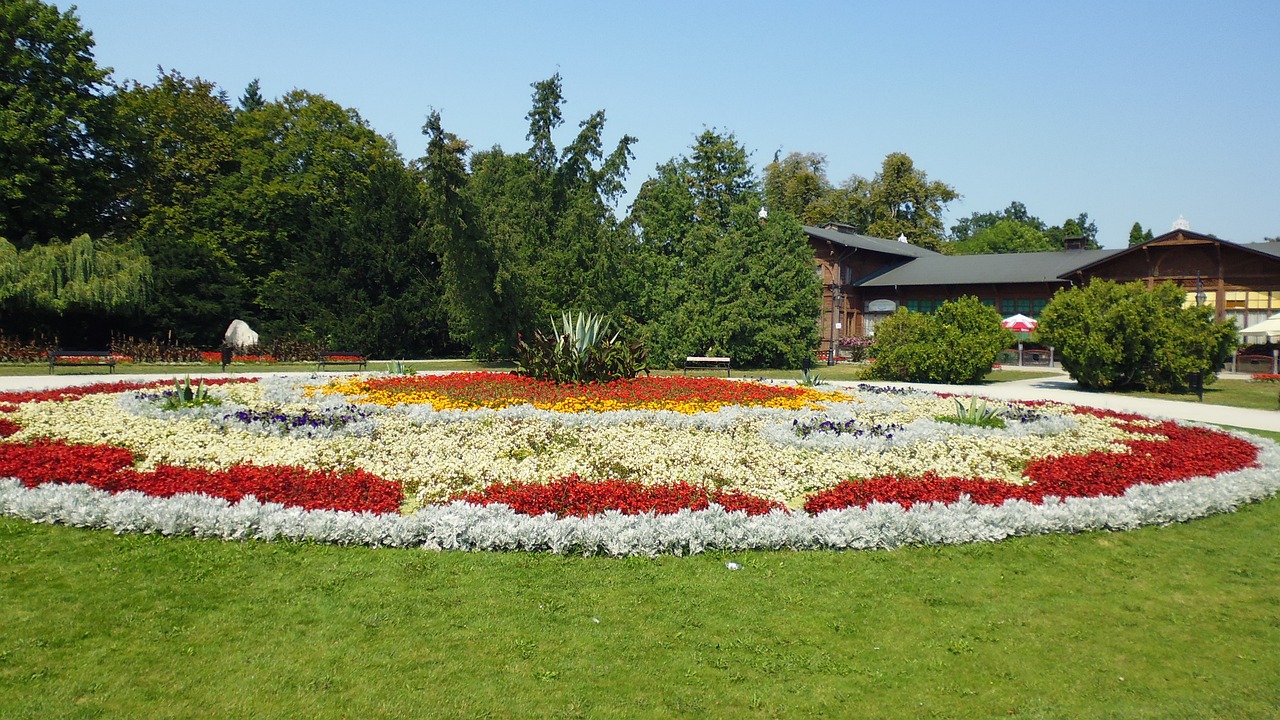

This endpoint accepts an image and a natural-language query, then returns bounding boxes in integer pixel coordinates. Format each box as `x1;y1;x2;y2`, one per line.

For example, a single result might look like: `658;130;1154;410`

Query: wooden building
806;225;1280;351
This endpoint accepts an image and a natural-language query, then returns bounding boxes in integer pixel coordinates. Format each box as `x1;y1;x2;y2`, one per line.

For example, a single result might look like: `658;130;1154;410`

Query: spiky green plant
937;395;1005;428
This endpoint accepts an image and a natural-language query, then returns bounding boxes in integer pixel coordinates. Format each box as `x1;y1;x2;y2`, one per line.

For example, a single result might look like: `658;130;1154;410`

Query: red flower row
0;378;249;413
0;439;402;515
452;474;785;518
197;351;281;364
1250;373;1280;382
803;421;1258;512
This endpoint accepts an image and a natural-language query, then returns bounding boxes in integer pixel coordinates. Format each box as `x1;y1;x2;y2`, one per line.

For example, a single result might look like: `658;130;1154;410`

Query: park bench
317;351;367;372
49;350;116;375
683;356;731;377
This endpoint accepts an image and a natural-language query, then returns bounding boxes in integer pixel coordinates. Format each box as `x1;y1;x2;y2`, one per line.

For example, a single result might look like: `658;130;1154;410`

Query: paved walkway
851;372;1280;432
4;369;1279;432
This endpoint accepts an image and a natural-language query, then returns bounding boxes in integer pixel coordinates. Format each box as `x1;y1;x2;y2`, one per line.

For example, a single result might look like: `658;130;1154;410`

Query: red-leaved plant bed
0;439;402;515
804;420;1259;513
453;475;785;518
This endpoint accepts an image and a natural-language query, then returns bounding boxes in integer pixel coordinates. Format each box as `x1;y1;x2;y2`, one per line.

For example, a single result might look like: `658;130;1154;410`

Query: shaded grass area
2;495;1278;719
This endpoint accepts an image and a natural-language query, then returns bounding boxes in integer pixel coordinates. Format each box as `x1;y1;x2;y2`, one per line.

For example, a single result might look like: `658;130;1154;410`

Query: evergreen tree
631;130;820;367
418;110;502;355
1128;221;1154;247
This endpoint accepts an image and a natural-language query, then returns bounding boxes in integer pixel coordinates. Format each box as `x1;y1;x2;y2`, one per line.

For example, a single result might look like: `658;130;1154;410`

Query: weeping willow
0;235;152;314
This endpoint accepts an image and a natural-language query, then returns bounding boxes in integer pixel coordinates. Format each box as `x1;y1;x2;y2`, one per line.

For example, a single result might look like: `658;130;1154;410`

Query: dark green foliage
430;74;638;358
869;296;1014;384
631;131;821;369
947;201;1100;254
235;90;449;357
0;1;119;246
514;312;648;384
1038;279;1238;392
1128;221;1155;247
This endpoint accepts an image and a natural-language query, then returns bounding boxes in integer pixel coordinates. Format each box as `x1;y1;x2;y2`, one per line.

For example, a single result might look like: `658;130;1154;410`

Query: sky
68;0;1280;248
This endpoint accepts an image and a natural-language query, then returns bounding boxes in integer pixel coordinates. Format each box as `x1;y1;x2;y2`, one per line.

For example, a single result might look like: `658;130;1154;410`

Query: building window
1001;298;1047;316
905;299;943;314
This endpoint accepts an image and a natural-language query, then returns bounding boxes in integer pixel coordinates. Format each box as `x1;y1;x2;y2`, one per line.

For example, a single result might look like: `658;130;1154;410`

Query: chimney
1063;236;1086;251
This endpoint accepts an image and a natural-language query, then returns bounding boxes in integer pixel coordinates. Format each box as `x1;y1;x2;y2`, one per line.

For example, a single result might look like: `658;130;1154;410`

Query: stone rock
223;319;259;350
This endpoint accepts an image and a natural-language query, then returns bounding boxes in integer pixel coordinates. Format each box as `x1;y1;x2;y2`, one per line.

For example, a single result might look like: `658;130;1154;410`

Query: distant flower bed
1;372;1277;555
198;351;280;364
1250;373;1280;382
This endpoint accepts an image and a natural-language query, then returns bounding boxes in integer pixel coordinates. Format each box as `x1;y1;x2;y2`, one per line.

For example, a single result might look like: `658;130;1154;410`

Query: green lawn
1113;379;1280;411
2;492;1278;719
2;374;1278;717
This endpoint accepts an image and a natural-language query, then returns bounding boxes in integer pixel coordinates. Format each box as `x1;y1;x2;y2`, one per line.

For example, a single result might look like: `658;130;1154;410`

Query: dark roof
1237;242;1280;259
856;249;1122;288
1063;229;1280;277
803;225;941;259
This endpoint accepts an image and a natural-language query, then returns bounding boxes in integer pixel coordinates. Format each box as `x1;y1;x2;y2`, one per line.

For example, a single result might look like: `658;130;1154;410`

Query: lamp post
1195;271;1206;307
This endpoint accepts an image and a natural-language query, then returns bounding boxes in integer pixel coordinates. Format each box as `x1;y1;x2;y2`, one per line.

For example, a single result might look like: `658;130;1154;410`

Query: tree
0;234;150;343
418;110;502;355
1045;213;1099;249
950;201;1043;244
237;78;265;113
0;0;119;246
948;202;1099;253
948;219;1055;255
868;296;1012;384
110;69;243;342
859;152;959;251
762;151;832;224
233;90;448;356
463;74;637;354
631;130;819;367
1038;279;1237;392
1128;221;1154;247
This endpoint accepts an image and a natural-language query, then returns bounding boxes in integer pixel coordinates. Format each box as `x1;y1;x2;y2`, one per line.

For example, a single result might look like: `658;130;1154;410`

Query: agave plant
162;376;220;410
515;311;648;384
938;395;1005;428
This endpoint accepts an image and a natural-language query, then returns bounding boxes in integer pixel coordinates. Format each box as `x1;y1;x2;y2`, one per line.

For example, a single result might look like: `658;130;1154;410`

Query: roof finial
1172;214;1190;231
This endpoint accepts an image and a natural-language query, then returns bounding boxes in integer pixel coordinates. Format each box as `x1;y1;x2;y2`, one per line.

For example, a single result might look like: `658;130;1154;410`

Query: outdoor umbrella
1239;312;1280;338
1001;314;1038;332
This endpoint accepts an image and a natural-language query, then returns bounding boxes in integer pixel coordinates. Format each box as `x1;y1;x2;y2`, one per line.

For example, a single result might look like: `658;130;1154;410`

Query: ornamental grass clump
515;311;648;384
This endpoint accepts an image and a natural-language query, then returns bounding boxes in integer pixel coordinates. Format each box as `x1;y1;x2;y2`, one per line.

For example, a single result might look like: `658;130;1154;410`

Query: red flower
804;421;1259;513
453;475;784;518
0;439;401;515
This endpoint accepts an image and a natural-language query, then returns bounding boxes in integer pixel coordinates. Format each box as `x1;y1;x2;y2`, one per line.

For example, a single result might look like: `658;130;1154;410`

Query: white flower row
3;430;1276;556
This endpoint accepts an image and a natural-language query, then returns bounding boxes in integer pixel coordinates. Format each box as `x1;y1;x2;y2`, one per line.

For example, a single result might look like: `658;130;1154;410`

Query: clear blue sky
69;0;1279;247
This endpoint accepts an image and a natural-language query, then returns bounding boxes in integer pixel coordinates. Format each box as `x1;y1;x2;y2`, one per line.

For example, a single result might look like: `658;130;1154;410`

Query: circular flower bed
1;373;1278;556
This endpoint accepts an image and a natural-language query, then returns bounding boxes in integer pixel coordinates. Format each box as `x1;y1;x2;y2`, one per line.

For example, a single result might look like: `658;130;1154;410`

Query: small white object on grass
725;562;741;571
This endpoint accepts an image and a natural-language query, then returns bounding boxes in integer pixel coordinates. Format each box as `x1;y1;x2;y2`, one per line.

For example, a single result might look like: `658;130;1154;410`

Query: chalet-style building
806;224;1280;352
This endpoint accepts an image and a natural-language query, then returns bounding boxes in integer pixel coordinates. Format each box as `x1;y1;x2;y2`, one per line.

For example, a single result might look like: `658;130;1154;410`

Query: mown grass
1116;379;1280;411
2;493;1278;719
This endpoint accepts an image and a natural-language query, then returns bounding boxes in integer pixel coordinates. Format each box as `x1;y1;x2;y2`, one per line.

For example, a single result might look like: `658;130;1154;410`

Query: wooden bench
683;356;731;377
317;351;367;371
49;350;116;375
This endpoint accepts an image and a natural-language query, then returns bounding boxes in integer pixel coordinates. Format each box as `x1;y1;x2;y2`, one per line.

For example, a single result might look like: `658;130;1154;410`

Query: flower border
3;429;1277;556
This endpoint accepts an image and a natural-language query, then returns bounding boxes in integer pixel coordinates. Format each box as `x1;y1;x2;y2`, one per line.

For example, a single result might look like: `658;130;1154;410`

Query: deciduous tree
0;0;118;246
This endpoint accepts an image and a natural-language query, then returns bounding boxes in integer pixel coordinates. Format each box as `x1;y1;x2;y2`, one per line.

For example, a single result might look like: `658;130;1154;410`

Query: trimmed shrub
868;296;1012;384
1038;279;1237;392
